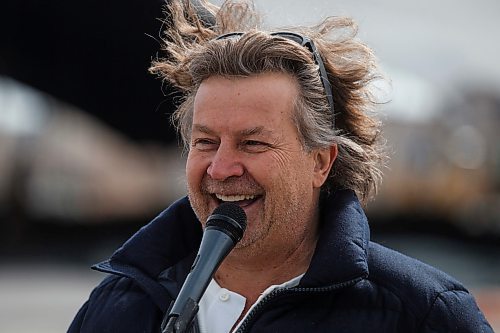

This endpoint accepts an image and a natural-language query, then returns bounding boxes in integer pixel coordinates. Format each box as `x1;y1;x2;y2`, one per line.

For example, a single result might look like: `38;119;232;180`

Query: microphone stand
160;203;247;333
160;230;236;333
161;298;198;333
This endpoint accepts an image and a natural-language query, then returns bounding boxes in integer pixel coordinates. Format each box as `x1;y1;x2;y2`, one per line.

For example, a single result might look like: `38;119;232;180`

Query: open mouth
214;193;262;207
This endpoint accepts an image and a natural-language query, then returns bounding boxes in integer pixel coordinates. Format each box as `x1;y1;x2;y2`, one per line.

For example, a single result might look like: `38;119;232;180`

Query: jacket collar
94;190;370;306
102;196;202;278
300;190;370;287
93;196;202;310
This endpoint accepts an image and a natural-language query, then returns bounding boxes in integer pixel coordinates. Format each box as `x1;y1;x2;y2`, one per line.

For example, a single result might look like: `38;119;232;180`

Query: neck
214;226;318;308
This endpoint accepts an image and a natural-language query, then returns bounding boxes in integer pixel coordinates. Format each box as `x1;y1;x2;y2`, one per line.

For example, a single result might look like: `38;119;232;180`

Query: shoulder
366;241;492;332
367;241;465;299
68;275;163;333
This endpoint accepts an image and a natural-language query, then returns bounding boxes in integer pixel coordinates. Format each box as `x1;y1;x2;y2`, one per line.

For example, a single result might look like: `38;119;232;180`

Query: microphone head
206;202;247;242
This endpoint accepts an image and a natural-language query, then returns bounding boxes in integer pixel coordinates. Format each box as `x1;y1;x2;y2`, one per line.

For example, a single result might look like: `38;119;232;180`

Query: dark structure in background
0;0;188;255
1;0;499;249
0;0;177;143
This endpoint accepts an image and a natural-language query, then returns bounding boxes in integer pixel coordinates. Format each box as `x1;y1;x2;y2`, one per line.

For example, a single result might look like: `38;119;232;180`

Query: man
69;1;493;332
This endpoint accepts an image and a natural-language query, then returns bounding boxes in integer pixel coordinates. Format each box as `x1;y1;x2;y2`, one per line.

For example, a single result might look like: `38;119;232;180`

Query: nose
207;145;244;181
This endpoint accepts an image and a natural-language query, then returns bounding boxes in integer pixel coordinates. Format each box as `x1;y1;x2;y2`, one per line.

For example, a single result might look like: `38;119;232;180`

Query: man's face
186;72;331;255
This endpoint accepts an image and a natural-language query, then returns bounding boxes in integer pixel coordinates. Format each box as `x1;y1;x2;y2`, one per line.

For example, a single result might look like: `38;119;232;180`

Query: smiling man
69;1;492;332
188;73;333;314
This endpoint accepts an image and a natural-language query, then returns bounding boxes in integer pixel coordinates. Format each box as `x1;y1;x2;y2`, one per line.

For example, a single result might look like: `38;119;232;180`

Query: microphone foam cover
207;202;247;241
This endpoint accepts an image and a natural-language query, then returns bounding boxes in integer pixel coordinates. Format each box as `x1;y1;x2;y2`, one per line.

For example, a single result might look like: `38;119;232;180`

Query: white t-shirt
197;274;304;333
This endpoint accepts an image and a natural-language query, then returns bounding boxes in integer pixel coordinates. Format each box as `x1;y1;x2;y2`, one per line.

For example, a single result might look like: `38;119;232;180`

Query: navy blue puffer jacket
68;190;493;332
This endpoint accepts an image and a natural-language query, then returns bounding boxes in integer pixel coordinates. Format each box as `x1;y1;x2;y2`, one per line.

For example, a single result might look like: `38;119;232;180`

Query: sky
210;0;500;84
211;0;500;121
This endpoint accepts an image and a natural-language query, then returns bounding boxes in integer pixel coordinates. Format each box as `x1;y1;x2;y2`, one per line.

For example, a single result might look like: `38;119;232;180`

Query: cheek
243;155;280;188
186;154;208;187
252;149;297;178
269;149;295;170
268;150;315;180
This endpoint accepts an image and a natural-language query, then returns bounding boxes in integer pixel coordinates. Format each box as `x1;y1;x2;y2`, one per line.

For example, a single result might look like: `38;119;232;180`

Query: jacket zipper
235;276;365;333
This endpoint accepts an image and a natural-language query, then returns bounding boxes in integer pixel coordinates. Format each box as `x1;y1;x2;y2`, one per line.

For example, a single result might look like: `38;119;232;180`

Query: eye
245;140;264;146
192;138;219;151
241;140;270;152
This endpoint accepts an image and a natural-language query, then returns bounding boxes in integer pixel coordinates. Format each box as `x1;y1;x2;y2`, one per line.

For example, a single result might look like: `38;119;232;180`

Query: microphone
162;202;247;333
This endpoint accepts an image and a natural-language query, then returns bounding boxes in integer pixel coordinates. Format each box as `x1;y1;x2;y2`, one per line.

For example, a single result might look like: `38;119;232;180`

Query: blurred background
1;0;499;331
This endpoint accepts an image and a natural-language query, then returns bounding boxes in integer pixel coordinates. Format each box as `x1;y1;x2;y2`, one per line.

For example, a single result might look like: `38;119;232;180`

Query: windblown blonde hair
150;0;387;203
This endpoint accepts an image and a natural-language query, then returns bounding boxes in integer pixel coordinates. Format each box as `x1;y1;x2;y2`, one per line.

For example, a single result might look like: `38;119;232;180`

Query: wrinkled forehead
191;73;300;135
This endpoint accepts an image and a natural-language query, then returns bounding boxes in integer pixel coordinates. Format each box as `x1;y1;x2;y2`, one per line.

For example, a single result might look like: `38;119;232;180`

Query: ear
312;144;338;188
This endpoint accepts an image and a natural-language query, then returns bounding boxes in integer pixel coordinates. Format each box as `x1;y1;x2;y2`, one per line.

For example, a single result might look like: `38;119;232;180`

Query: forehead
192;73;299;133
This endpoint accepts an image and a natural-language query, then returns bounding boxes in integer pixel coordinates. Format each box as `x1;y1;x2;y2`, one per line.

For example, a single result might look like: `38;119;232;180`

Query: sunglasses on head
215;31;335;128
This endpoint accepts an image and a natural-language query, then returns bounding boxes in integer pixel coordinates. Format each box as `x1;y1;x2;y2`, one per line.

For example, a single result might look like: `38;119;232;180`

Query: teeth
215;194;256;202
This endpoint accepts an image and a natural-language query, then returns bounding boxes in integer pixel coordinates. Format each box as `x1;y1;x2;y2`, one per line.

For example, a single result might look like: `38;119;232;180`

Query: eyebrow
192;124;214;135
239;126;273;137
192;124;274;137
